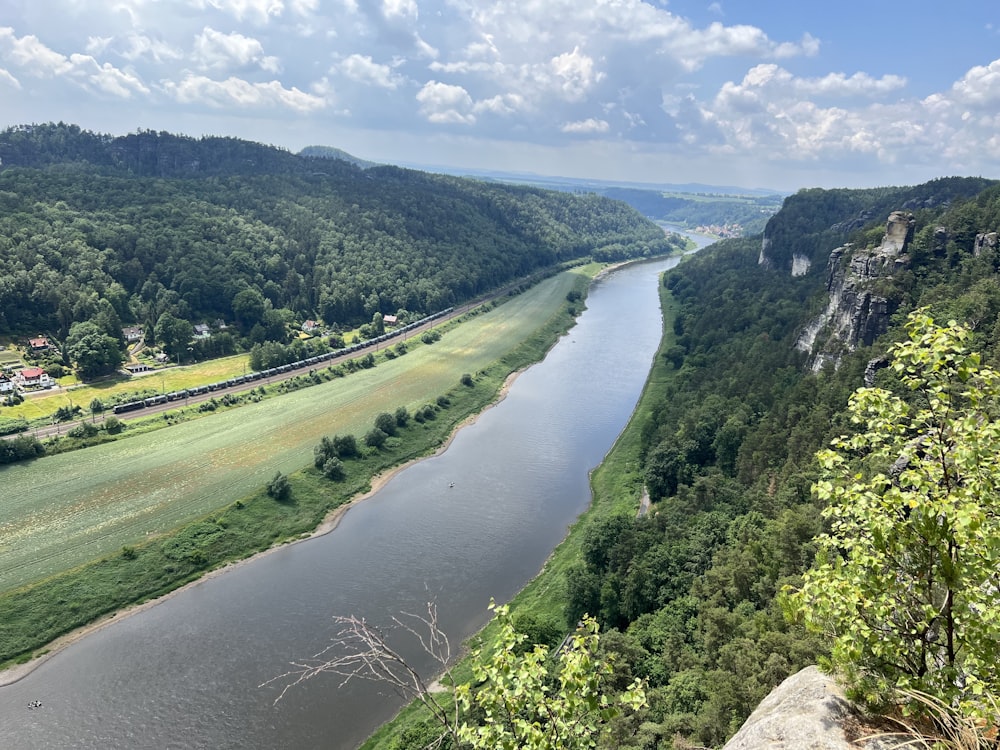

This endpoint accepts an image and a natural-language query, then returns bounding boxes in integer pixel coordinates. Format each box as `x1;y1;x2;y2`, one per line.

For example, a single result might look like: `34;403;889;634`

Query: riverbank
0;271;586;682
359;268;684;749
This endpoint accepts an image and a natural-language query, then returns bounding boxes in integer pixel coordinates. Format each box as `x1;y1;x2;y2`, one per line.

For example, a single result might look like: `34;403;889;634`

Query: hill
297;144;378;169
544;177;1000;748
0;123;678;362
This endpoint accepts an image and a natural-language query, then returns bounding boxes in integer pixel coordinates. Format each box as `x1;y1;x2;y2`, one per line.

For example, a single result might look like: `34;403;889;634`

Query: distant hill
298;145;378;170
410;165;785;235
0;123;681;353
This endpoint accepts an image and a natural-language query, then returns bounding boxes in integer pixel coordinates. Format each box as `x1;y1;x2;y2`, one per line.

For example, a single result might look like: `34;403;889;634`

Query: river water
0;247;706;749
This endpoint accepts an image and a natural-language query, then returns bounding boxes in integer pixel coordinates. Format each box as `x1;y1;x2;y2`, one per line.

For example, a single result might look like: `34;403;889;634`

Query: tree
266;472;291;502
321;457;345;481
155;313;194;360
265;601;646;750
364;428;387;449
456;603;646;750
232;287;266;329
89;397;104;422
374;411;397;437
66;321;124;379
791;310;1000;719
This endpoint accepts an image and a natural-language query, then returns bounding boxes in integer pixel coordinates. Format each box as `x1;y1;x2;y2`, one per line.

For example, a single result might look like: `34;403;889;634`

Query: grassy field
0;271;583;595
0;267;593;668
4;355;252;422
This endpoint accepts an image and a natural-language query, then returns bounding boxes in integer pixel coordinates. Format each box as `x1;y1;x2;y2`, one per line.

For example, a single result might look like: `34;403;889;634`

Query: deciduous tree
791;310;1000;718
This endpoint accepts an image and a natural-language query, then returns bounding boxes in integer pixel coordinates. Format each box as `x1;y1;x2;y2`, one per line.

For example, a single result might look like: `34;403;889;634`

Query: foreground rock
723;666;901;750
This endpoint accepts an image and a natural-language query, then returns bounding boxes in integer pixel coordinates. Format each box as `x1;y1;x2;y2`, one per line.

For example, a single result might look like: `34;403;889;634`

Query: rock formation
723;666;901;750
795;212;913;371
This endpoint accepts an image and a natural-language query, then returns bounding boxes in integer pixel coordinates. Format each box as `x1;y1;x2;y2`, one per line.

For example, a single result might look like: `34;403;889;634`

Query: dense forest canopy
0;123;677;357
556;178;1000;747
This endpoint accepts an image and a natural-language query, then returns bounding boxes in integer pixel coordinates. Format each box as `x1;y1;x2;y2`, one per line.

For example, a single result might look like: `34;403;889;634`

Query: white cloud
163;73;327;111
338;53;401;89
117;33;184;63
416;80;475;124
0;27;148;98
0;27;74;76
0;67;20;89
550;47;603;101
69;53;150;97
382;0;417;21
472;93;525;116
192;0;286;24
193;27;280;73
561;118;609;134
950;59;1000;106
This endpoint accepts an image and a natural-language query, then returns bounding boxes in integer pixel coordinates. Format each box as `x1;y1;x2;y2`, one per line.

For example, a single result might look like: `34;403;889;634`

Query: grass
358;272;681;749
5;355;253;423
0;268;592;668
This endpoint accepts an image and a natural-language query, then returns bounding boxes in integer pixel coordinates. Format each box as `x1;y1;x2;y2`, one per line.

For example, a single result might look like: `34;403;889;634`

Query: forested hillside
562;178;1000;747
0;123;675;357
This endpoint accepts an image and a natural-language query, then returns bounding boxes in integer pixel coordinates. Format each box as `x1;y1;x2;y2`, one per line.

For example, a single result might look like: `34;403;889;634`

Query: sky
1;0;999;192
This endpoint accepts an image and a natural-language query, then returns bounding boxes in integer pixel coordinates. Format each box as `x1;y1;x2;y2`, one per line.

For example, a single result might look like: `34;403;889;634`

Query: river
0;240;710;749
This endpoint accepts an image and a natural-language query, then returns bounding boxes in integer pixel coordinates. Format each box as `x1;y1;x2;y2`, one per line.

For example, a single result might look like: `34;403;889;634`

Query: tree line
0;123;682;380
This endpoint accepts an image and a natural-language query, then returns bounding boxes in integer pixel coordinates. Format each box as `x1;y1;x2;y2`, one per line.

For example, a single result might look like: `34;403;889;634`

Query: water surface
0;252;702;749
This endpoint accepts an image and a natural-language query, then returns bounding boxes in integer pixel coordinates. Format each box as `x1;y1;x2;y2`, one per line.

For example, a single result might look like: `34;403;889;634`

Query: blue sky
1;0;999;192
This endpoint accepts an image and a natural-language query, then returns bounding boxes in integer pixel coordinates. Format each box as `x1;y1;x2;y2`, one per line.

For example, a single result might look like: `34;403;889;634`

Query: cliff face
795;211;913;371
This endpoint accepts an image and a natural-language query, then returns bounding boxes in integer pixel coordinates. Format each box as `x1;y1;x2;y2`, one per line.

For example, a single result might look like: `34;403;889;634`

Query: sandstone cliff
795;211;913;371
723;666;902;750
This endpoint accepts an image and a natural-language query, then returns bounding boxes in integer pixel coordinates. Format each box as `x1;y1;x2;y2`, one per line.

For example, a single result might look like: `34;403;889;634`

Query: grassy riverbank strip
0;268;596;674
359;276;681;749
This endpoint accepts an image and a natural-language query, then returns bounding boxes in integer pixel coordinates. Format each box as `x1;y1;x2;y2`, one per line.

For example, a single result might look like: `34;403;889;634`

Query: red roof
29;337;49;347
21;367;45;378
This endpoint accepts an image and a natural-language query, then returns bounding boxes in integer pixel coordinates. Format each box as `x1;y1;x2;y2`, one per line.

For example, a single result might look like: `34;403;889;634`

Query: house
193;323;211;339
125;363;152;374
28;335;50;351
302;319;320;333
382;314;398;326
214;319;229;330
16;367;53;390
0;374;14;393
122;326;144;343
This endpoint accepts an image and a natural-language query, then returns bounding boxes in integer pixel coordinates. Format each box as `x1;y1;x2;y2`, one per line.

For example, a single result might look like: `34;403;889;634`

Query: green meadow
0;269;585;595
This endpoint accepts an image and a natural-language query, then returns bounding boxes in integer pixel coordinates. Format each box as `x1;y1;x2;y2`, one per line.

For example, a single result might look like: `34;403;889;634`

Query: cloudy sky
1;0;999;191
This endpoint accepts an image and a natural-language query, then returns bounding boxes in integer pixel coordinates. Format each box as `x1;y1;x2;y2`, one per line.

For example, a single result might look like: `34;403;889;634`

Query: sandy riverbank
0;370;523;689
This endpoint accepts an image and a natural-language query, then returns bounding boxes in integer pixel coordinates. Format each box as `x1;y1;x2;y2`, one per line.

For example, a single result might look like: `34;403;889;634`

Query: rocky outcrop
723;667;901;750
795;212;913;371
974;231;997;257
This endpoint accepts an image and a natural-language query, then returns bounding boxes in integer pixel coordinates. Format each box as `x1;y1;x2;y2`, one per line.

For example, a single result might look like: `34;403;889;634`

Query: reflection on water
0;255;685;749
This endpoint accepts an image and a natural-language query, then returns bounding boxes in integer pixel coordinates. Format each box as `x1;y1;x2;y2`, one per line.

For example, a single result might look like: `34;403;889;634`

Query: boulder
723;666;900;750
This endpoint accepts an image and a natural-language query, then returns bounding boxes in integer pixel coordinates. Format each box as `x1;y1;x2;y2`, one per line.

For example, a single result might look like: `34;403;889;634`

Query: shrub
374;412;397;436
322;457;346;481
364;428;388;449
460;373;474;387
266;472;291;502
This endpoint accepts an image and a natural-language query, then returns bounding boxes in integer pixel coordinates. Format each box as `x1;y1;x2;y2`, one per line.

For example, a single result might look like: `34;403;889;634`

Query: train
112;308;453;416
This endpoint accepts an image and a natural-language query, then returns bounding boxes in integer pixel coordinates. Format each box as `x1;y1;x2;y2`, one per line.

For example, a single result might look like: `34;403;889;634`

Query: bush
374;412;397;436
103;416;123;434
394;406;410;428
322;457;346;481
333;433;360;458
436;395;451;408
266;472;291;502
460;373;474;387
364;428;388;449
67;422;99;439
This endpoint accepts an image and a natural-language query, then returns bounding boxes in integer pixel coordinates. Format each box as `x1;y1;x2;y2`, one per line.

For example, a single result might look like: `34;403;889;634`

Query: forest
0;123;678;377
545;176;1000;747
